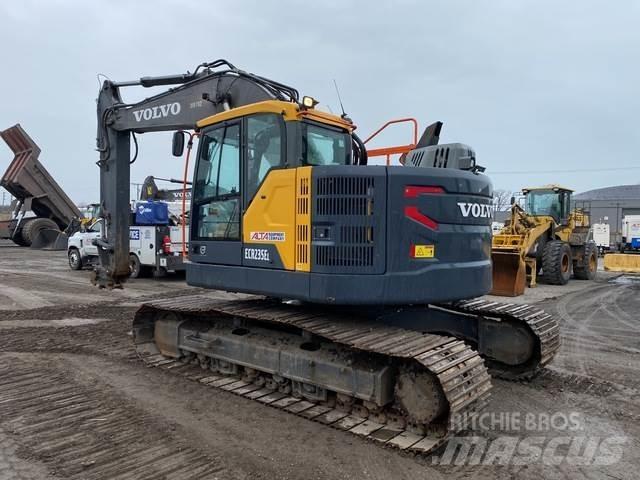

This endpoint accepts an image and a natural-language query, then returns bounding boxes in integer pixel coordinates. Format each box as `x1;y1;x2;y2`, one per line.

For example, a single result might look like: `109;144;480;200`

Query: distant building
574;184;640;246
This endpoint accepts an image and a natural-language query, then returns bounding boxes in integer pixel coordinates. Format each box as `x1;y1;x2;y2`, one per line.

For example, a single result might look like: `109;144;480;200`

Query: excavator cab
180;100;494;304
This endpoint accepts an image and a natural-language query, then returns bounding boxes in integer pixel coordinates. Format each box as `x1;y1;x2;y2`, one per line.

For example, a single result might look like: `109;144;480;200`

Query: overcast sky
1;0;639;204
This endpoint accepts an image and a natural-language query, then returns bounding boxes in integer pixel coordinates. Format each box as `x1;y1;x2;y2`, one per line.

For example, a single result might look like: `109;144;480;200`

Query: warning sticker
413;244;435;258
250;231;285;242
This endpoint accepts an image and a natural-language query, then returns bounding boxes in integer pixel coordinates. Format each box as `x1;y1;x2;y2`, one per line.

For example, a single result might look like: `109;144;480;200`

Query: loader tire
541;240;572;285
22;218;59;246
573;242;598;280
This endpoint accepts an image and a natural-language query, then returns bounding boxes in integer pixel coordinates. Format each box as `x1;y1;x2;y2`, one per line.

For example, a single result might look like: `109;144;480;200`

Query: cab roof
522;184;574;193
196;100;355;132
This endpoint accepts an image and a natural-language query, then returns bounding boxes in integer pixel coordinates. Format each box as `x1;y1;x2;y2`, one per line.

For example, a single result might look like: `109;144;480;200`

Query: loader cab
523;185;573;224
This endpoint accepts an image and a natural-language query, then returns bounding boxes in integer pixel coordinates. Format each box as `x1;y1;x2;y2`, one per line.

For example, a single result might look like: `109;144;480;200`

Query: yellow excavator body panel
243;168;299;271
242;166;313;272
294;166;312;272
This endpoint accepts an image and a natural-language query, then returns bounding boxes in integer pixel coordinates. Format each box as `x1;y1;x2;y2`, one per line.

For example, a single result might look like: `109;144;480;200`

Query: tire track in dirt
0;354;234;480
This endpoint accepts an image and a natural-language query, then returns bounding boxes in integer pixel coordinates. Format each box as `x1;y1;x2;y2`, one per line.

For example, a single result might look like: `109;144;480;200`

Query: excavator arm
95;59;298;287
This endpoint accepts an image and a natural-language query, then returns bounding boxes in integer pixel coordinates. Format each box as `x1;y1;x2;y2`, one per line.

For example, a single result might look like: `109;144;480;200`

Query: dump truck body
0;124;82;247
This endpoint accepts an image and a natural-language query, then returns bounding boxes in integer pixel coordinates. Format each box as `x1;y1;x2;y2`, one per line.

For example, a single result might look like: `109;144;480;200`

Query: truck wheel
11;224;30;246
23;218;59;245
541;240;572;285
68;248;83;270
152;267;168;278
574;242;598;280
129;254;142;279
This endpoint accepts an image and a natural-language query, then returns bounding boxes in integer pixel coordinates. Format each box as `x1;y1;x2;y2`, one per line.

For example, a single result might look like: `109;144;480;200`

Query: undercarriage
132;295;559;453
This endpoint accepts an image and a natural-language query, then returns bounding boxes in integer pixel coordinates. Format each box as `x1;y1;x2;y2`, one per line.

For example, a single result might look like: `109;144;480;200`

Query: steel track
134;296;493;455
448;298;561;379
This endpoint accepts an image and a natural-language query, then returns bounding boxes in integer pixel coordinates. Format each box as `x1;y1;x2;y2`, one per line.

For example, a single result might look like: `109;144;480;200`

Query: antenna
333;79;347;118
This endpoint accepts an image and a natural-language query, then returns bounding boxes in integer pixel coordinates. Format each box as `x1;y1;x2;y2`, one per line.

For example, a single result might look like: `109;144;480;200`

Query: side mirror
172;131;185;157
510;196;516;205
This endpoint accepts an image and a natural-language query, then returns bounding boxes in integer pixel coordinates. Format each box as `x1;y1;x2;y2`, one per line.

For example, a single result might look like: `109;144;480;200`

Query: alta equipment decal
132;102;181;122
457;202;492;219
244;248;270;262
250;231;285;242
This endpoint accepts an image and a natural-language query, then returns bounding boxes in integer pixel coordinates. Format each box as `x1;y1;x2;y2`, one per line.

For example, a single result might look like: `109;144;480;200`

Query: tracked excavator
95;60;560;453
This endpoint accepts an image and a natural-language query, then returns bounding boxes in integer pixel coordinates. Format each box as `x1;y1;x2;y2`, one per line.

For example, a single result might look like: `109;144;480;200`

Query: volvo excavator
95;60;560;454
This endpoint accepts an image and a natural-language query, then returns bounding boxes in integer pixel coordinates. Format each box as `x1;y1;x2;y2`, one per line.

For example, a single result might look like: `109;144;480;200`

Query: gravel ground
0;241;638;479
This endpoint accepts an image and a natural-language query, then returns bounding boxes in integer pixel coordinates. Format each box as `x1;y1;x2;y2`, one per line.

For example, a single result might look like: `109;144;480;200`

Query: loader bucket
491;251;526;296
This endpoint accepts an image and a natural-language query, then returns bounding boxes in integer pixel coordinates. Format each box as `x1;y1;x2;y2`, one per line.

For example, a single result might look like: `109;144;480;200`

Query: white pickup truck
67;219;187;277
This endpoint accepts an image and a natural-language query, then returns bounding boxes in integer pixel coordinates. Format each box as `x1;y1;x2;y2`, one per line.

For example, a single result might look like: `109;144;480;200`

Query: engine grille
311;170;385;274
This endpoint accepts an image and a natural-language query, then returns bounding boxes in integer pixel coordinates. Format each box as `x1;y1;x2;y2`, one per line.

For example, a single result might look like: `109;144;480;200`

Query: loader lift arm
95;59;299;287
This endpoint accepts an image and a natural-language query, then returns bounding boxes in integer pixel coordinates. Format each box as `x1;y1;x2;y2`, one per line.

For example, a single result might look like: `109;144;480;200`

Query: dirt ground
0;241;638;479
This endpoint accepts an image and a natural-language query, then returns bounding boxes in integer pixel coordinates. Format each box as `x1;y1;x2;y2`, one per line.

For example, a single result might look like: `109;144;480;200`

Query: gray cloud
1;0;638;203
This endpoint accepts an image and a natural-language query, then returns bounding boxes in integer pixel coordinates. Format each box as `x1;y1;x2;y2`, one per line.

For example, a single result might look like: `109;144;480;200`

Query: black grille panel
317;197;369;216
340;225;372;244
315;245;374;267
316;176;374;196
311;169;386;275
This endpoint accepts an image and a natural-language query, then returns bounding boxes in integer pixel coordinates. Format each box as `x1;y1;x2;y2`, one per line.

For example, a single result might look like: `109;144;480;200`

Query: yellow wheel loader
491;185;598;296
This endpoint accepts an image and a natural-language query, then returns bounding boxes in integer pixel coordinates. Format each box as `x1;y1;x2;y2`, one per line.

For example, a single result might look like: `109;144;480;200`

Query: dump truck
92;59;560;454
491;184;598;296
0;124;82;248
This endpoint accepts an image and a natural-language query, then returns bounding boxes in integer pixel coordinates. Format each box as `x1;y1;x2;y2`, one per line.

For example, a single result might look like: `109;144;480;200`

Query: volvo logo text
457;202;492;218
132;102;181;122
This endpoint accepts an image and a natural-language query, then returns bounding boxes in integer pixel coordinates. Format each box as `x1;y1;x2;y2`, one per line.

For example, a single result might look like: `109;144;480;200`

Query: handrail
363;118;419;166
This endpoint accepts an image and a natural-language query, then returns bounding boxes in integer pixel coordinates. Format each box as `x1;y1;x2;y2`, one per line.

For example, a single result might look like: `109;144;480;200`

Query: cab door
189;122;243;265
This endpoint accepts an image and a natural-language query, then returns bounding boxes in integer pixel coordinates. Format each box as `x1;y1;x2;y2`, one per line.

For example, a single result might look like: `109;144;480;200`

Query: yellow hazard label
414;244;435;258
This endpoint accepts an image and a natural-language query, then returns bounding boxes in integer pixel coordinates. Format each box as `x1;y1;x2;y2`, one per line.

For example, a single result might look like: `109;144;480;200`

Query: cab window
246;114;284;202
89;220;102;233
303;124;350;166
193;124;241;240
